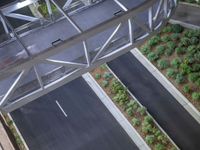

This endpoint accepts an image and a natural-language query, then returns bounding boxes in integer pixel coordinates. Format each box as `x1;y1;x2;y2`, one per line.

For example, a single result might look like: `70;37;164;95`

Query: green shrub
157;59;169;70
161;35;171;42
184;29;199;38
171;58;182;69
113;89;129;104
38;2;57;17
175;73;185;84
192;64;200;72
188;73;200;83
145;135;156;144
156;45;165;56
148;36;160;46
162;26;173;33
165;48;174;56
157;134;168;145
175;47;185;55
144;115;153;124
137;106;147;116
194;52;200;61
142;123;153;134
132;118;141;126
171;24;184;33
195;78;200;87
183;84;191;93
155;143;166;150
180;37;190;47
111;79;124;94
167;41;176;50
166;68;176;78
147;52;159;62
184;54;195;64
103;72;112;80
190;37;199;45
95;73;101;79
180;63;192;75
126;100;139;112
126;107;133;116
100;64;107;70
155;130;162;137
102;80;109;88
170;33;180;41
192;92;200;101
141;45;151;55
187;45;197;55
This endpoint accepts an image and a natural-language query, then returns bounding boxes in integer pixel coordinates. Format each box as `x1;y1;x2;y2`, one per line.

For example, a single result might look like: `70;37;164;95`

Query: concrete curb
7;114;29;150
169;19;200;30
0;113;15;150
82;73;150;150
131;48;200;125
179;2;200;8
106;65;180;150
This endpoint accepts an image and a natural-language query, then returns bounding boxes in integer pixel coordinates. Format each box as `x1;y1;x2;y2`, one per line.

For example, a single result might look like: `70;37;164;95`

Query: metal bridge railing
0;0;177;112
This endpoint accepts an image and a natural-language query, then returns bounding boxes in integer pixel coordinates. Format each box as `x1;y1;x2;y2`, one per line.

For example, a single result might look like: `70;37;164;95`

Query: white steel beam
5;13;39;22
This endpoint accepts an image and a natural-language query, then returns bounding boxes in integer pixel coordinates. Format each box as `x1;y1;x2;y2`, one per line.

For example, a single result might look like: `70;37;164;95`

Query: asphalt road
108;52;200;150
11;77;138;150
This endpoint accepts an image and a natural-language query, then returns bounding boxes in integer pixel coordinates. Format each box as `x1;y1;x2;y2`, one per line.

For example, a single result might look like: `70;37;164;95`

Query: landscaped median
2;114;27;150
140;24;200;112
91;65;177;150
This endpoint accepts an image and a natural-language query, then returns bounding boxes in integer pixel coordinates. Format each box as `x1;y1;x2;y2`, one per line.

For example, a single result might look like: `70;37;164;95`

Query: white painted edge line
55;100;68;118
7;113;30;150
106;65;180;150
82;73;150;150
169;19;200;30
131;48;200;125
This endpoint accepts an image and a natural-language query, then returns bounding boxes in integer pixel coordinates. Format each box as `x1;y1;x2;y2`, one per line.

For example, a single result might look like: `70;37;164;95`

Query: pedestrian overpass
0;0;177;112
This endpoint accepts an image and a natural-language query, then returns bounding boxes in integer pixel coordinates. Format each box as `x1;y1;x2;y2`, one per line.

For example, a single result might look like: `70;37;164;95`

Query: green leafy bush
141;45;151;55
165;48;174;56
175;73;185;84
188;73;199;83
38;3;57;17
187;45;197;55
126;107;133;116
183;84;191;93
157;134;168;145
147;52;159;62
192;64;200;72
166;68;176;79
180;63;192;75
171;58;182;69
162;26;173;33
167;41;176;50
155;143;166;150
195;78;200;87
145;135;156;144
180;37;190;47
175;47;185;55
95;73;101;79
132;118;141;126
157;59;169;70
113;89;129;104
137;106;147;116
111;79;124;94
161;35;171;42
171;24;184;33
192;92;200;101
170;33;180;41
156;45;165;56
102;80;109;88
148;36;160;46
190;37;199;45
144;115;153;124
100;64;107;70
142;122;153;134
103;72;112;80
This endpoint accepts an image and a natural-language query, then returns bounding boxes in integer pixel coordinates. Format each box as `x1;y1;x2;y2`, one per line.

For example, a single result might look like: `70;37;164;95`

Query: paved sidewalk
171;2;200;29
82;73;150;150
131;48;200;124
0;121;15;150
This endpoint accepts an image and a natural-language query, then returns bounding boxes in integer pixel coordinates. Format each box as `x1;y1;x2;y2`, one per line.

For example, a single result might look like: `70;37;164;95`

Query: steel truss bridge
0;0;177;112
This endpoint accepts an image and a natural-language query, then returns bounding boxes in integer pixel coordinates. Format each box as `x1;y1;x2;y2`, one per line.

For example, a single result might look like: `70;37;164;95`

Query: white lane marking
55;100;68;117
